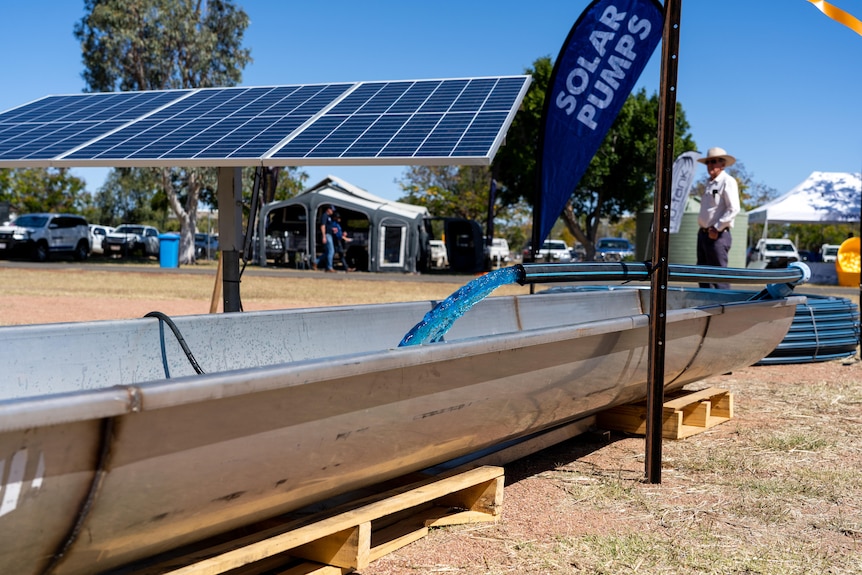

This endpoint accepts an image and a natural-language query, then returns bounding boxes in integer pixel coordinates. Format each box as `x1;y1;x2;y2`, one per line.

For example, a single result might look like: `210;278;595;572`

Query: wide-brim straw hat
697;147;736;166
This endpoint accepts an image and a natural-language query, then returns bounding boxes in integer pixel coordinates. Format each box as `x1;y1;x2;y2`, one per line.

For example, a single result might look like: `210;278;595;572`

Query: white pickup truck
748;238;800;268
485;238;510;266
428;240;448;269
821;243;840;263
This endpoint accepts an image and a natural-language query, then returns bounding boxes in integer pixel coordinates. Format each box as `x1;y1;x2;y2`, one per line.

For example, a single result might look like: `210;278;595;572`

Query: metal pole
217;167;244;313
242;167;263;262
645;0;683;484
485;177;497;269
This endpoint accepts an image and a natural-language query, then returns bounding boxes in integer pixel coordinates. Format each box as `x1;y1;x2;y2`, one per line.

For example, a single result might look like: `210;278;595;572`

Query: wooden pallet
596;387;734;440
120;465;504;575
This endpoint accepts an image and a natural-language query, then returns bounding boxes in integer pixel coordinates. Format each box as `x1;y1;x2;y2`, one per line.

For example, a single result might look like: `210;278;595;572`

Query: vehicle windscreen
116;226;144;234
12;215;49;228
599;240;629;249
766;243;794;252
542;241;566;250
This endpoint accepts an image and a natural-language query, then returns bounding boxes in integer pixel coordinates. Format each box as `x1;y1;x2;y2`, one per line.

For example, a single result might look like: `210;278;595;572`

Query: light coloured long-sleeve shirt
697;170;740;231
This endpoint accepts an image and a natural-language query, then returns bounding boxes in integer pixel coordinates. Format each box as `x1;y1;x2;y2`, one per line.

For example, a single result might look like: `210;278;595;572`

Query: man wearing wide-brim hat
696;147;741;289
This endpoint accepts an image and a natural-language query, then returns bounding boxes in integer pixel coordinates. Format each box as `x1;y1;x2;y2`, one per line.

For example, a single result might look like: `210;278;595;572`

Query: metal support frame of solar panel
0;76;531;169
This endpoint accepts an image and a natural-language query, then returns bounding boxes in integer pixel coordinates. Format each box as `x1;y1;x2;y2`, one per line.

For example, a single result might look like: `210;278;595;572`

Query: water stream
399;266;524;347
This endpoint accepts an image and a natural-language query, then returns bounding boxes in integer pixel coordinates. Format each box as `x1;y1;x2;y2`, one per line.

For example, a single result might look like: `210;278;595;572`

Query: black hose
144;311;206;376
518;262;810;286
40;418;116;575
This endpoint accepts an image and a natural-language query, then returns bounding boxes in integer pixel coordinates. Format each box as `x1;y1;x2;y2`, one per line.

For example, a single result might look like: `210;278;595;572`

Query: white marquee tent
748;171;861;225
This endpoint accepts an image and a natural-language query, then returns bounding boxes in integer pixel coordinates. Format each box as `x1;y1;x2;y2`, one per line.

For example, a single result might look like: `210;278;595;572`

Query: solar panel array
0;76;530;168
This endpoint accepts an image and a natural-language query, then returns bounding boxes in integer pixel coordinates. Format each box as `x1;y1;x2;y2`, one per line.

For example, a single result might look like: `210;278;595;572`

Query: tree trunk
562;201;597;261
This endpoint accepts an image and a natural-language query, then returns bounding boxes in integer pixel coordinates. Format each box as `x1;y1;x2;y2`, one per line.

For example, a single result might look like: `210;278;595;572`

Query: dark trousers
697;228;732;289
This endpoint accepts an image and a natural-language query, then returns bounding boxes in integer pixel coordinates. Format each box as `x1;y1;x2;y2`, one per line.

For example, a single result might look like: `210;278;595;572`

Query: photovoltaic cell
0;91;190;161
271;77;530;164
0;76;530;167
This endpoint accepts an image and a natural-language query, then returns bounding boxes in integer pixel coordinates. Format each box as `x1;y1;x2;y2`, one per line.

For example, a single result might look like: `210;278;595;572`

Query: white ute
748;238;800;268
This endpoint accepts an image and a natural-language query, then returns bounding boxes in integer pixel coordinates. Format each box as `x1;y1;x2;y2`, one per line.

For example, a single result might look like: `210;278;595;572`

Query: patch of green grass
728;489;793;525
755;431;831;452
555;469;650;513
665;443;757;475
557;530;854;575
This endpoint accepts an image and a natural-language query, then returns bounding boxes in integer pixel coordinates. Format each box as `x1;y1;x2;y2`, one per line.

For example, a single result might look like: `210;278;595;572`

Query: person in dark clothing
330;212;354;271
314;205;336;272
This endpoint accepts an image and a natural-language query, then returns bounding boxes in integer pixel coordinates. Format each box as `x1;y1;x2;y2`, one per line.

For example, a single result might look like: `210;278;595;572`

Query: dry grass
366;360;862;575
0;263;524;304
0;261;531;325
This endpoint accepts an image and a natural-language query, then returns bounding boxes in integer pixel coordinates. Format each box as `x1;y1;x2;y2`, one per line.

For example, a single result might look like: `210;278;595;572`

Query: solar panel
0;76;530;168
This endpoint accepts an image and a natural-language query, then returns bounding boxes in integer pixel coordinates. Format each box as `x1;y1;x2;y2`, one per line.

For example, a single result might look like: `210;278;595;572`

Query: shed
258;176;430;273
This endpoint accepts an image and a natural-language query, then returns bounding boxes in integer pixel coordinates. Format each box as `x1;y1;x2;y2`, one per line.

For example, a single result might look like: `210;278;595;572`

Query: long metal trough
0;267;804;574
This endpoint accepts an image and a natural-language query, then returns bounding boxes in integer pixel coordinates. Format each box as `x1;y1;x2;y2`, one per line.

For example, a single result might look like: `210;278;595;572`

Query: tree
396;165;531;251
493;57;551;213
89;167;164;227
493;57;697;260
0;168;87;215
269;167;309;203
199;167;309;210
75;0;252;263
398;166;492;222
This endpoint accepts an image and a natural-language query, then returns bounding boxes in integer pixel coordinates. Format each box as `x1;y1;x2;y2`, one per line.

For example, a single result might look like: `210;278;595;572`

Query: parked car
428;239;449;269
797;250;820;263
570;243;586;262
821;243;841;263
89;224;115;256
103;224;160;258
195;233;219;260
0;213;90;262
748;238;800;268
522;239;572;263
594;237;635;262
485;237;510;266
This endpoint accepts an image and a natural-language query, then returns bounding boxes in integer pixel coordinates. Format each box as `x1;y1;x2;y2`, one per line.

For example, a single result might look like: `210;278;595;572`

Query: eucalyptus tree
89;167;164;227
398;165;492;222
0;168;87;215
74;0;252;263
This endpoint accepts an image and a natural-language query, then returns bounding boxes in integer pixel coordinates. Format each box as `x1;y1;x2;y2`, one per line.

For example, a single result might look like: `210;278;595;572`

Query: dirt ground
3;267;861;574
2;293;215;324
360;358;862;575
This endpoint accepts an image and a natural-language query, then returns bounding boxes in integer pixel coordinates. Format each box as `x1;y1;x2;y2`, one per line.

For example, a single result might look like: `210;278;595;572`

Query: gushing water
399;266;524;347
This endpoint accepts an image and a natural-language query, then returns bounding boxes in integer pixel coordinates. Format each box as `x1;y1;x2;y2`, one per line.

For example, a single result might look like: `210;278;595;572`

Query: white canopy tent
748;171;861;225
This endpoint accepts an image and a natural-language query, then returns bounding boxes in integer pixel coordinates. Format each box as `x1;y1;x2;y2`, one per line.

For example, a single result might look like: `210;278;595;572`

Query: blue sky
1;1;860;203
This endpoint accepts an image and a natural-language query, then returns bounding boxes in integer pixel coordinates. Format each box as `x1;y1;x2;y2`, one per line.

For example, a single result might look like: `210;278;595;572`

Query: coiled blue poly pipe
756;294;860;365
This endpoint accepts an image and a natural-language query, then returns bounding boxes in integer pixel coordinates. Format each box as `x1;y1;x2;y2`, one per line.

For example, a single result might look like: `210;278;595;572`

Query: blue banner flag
537;0;664;245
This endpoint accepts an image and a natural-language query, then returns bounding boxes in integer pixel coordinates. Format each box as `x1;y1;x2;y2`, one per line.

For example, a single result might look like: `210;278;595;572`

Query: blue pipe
756;294;860;365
